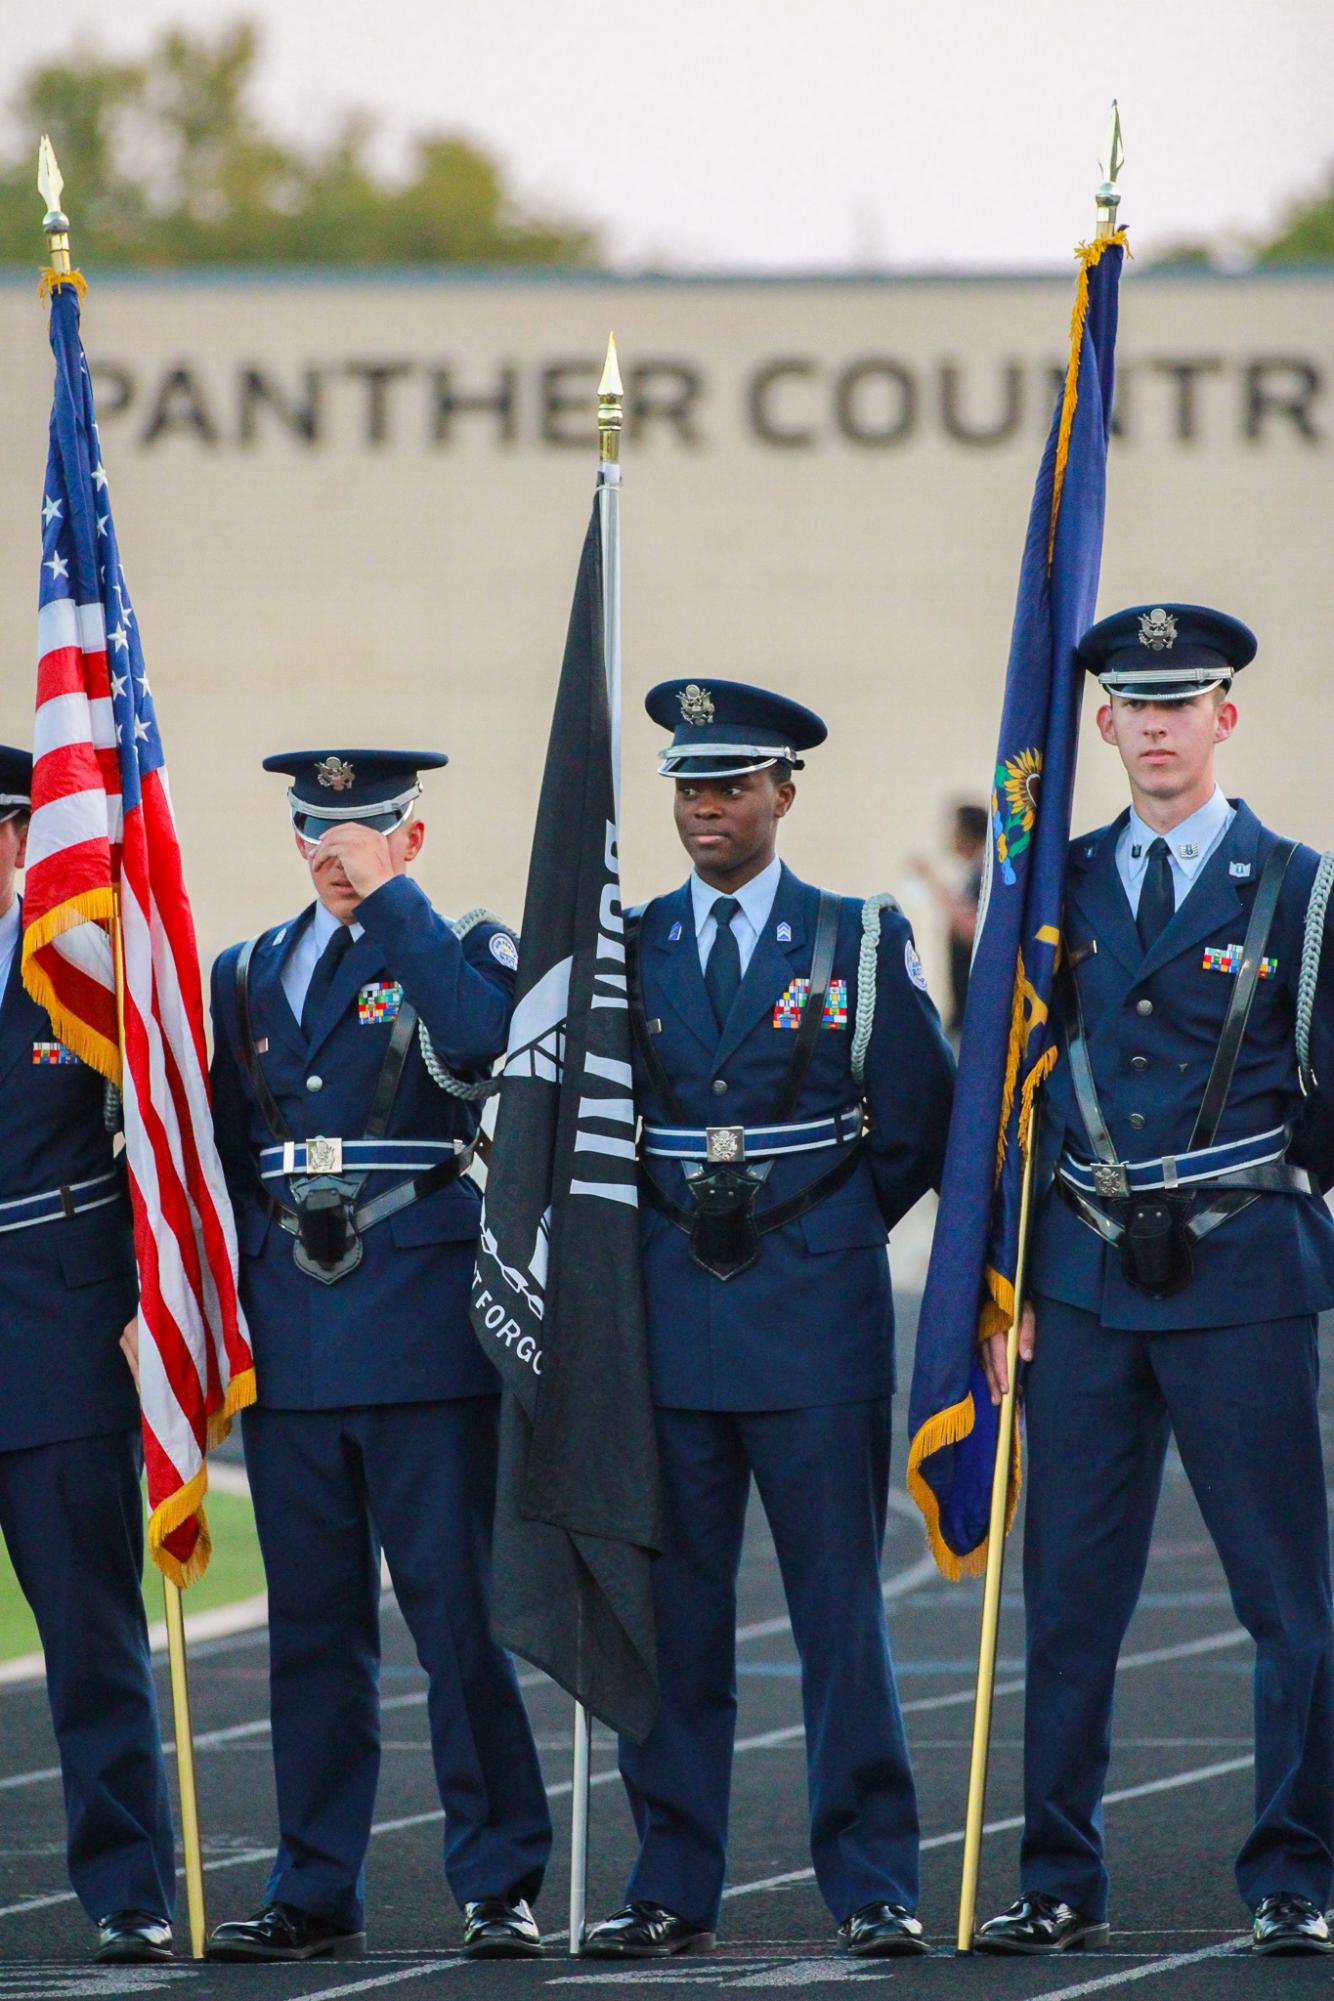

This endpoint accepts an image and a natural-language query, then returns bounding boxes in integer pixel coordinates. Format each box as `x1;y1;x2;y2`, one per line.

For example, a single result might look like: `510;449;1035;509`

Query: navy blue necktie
1136;837;1175;953
704;896;742;1031
301;925;354;1038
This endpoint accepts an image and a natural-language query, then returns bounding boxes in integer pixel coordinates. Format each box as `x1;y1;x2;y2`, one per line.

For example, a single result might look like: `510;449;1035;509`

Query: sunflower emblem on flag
991;747;1042;886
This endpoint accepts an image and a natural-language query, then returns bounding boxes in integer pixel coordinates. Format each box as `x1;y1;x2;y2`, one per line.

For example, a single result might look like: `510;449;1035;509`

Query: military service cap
646;679;827;779
1077;604;1257;703
0;744;33;824
262;748;448;841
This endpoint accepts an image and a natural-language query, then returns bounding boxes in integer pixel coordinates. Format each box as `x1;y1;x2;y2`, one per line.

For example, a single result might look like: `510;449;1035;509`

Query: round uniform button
711;1078;728;1096
1128;1112;1146;1130
1136;998;1153;1017
306;1075;323;1092
1130;1055;1149;1072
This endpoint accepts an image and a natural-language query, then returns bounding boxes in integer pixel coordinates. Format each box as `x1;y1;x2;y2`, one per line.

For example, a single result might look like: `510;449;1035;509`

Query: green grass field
0;1487;267;1664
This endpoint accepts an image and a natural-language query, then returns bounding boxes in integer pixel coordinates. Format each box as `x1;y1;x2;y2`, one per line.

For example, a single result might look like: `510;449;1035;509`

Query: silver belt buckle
1092;1160;1130;1199
305;1135;344;1175
705;1126;746;1164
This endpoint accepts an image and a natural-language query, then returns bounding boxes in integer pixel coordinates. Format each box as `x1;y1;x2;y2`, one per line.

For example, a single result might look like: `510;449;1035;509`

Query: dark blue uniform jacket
0;904;137;1452
209;874;513;1408
1032;801;1334;1330
633;865;955;1411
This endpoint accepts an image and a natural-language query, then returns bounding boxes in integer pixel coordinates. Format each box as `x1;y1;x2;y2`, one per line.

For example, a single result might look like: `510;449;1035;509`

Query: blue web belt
641;1105;863;1162
1059;1122;1290;1198
258;1137;463;1180
0;1167;124;1234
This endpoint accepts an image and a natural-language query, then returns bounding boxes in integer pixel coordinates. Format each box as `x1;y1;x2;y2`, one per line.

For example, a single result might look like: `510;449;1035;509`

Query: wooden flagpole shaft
162;1576;208;1958
955;1136;1038;1953
569;1701;592;1953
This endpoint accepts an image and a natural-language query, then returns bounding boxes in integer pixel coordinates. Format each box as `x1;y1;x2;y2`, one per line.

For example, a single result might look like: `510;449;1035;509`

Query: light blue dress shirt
1115;786;1235;920
0;897;18;1003
690;854;783;977
281;901;364;1022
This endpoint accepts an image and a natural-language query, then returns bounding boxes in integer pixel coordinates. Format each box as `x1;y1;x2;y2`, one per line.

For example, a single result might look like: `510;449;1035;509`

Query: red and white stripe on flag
23;588;255;1587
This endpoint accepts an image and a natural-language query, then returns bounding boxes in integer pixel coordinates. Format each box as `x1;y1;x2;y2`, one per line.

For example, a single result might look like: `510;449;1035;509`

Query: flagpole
46;145;209;1959
565;332;625;1959
954;108;1124;1955
954;1138;1035;1953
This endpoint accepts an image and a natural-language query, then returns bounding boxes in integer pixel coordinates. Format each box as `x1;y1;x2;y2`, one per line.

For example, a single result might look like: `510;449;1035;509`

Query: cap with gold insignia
1076;603;1257;703
262;748;448;841
0;744;33;824
645;679;827;779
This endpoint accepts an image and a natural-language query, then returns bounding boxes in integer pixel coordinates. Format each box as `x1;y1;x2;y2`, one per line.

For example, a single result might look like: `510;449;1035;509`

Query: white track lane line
1028;1938;1246;1999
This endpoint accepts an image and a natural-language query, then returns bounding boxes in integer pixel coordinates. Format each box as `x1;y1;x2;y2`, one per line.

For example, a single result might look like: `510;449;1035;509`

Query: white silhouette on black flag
471;498;659;1741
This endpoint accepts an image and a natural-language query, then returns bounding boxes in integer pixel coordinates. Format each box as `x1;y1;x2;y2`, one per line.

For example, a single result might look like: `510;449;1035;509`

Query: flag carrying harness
629;890;871;1281
1058;839;1319;1297
233;929;478;1285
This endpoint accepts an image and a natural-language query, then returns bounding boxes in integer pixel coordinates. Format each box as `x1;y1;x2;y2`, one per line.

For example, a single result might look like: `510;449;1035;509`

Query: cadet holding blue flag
976;609;1334;1959
581;682;954;1961
205;749;551;1962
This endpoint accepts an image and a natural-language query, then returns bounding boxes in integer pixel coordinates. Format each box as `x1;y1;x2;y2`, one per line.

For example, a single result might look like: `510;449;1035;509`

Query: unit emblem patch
1202;945;1276;979
32;1041;79;1065
905;940;929;992
489;931;519;971
357;980;403;1024
773;978;848;1028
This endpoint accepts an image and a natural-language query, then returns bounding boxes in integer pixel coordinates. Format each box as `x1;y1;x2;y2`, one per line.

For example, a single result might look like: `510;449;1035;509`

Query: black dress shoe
462;1897;542;1959
94;1911;173;1963
582;1901;716;1958
1253;1893;1334;1955
206;1901;366;1962
839;1902;927;1957
975;1891;1109;1955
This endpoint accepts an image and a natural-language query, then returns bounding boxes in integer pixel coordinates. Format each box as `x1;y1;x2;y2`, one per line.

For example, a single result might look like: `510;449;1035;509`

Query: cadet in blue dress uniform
977;608;1334;1959
205;750;550;1962
583;684;955;1961
0;746;174;1964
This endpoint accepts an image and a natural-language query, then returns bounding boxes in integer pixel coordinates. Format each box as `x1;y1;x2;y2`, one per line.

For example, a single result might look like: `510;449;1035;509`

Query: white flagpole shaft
597;467;622;816
569;1700;592;1953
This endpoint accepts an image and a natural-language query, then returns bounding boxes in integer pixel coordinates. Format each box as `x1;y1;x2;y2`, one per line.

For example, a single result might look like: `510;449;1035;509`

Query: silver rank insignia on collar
678;683;715;726
1230;861;1252;879
1180;842;1198;860
1138;607;1178;651
777;921;792;942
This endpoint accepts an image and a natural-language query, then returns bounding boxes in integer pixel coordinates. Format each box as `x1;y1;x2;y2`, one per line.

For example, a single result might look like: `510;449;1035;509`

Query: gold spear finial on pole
1095;100;1125;239
598;332;623;467
38;135;72;274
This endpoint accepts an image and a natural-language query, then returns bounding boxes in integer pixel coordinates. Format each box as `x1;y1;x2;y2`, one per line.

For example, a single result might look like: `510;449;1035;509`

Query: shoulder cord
417;906;514;1101
103;1081;123;1132
1297;852;1334;1097
850;893;901;1087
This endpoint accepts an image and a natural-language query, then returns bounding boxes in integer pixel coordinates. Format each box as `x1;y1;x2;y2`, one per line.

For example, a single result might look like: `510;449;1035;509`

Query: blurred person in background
909;803;988;1040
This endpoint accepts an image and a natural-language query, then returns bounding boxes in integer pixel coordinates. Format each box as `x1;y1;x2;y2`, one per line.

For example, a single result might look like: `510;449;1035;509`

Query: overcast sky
5;0;1332;269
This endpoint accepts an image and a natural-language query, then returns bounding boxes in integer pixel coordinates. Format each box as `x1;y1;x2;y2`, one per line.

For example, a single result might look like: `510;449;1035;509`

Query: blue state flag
908;234;1127;1576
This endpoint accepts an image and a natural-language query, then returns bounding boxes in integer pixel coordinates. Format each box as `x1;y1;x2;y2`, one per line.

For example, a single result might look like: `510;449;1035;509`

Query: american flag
21;277;254;1585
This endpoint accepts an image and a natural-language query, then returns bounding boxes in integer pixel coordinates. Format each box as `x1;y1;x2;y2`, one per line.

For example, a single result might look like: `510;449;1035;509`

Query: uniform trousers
618;1399;918;1928
0;1427;174;1923
241;1399;551;1930
1022;1298;1334;1918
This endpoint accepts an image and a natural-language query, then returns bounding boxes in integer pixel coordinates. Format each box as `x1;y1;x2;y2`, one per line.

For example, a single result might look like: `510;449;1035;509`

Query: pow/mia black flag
471;497;659;1742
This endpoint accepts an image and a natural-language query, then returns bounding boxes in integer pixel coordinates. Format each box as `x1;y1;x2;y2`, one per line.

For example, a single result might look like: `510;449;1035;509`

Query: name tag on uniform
357;979;403;1024
773;977;848;1029
1202;944;1276;979
32;1040;79;1065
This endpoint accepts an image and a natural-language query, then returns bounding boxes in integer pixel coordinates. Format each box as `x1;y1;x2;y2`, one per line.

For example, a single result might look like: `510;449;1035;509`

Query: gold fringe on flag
38;267;88;303
1047;230;1129;567
20;891;122;1082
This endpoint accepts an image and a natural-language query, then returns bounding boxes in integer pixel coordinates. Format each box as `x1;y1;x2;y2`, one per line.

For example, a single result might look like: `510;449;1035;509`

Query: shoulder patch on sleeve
489;930;519;971
904;937;929;991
